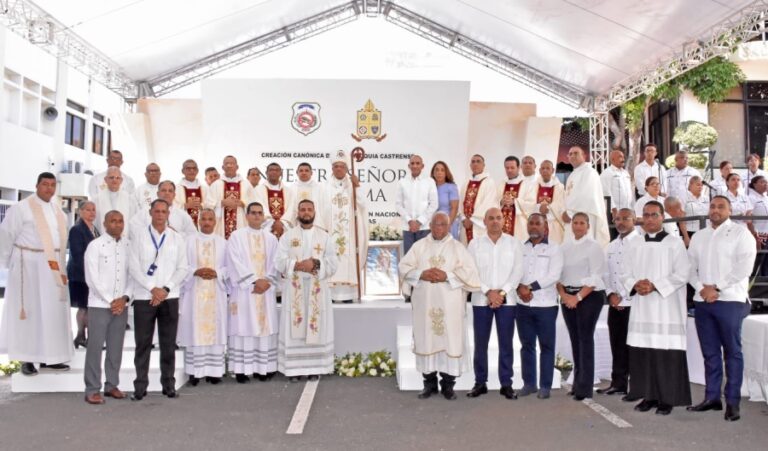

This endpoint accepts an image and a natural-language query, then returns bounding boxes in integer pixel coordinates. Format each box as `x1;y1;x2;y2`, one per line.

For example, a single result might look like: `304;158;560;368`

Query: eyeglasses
642;213;661;218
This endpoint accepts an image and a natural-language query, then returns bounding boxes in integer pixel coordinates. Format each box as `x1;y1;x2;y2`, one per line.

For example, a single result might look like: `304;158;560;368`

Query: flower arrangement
369;224;402;241
334;350;397;377
554;353;573;373
0;360;21;376
672;121;718;150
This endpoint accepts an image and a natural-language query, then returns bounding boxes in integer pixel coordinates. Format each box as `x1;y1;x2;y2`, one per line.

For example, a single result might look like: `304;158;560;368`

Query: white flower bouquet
0;360;21;376
369;224;403;241
554;353;573;372
334;349;397;377
673;121;718;150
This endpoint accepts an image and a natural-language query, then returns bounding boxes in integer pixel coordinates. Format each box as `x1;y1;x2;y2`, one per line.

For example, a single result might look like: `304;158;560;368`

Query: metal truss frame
589;112;610;170
0;0;135;98
605;0;768;109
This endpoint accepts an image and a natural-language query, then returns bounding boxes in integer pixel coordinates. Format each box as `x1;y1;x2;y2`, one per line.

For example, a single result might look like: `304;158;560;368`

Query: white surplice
226;227;280;375
94;189;135;237
178;232;229;377
620;232;690;350
275;225;339;376
0;195;73;363
399;234;481;376
564;163;610;247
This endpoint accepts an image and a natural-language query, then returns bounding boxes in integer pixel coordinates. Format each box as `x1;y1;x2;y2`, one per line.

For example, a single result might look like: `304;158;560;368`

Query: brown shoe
104;387;126;399
84;393;105;405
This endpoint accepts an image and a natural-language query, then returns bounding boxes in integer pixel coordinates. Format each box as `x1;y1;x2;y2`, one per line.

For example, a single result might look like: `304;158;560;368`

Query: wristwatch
576;293;583;302
498;290;507;298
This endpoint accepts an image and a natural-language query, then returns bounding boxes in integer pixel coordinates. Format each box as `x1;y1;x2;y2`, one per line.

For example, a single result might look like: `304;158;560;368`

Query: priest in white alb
562;145;610;247
0;172;73;376
132;163;161;213
94;166;135;237
289;162;326;227
620;200;692;415
178;209;228;386
88;150;136;200
459;154;497;245
276;200;339;381
226;202;280;383
399;212;481;400
175;159;208;230
508;155;540;242
321;149;367;303
208;155;253;239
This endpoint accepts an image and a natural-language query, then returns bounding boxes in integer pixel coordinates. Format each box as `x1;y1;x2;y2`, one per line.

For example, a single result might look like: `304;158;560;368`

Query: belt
563;285;582;295
14;244;61;252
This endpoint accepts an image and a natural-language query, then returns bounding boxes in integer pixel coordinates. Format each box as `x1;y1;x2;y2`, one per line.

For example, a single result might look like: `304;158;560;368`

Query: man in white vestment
289;162;326;227
600;149;635;223
275;200;339;381
620;200;691;415
226;202;280;383
459;154;497;245
247;167;261;189
179;209;228;386
562;145;610;247
175;159;208;230
205;167;220;187
88;150;136;200
321;150;367;303
94;166;135;237
208;155;253;239
132;163;161;213
130;181;197;241
0;172;73;375
253;162;294;240
510;155;540;242
665;151;701;201
399;212;481;400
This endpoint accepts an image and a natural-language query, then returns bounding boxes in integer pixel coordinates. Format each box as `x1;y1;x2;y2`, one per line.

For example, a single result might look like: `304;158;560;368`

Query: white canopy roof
33;0;757;100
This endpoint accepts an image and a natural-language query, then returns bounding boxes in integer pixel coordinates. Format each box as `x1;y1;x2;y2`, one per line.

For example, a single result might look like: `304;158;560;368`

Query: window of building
65;112;85;149
92;124;104;155
66;99;85;113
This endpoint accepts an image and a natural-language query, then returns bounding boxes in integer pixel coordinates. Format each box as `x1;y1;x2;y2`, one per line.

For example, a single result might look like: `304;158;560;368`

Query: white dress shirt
748;189;768;233
128;224;189;300
468;233;524;306
559;236;606;290
710;177;730;197
684;191;710;232
84;234;134;309
666;166;701;201
725;190;753;225
600;165;635;210
688;219;756;303
743;168;768;192
518;239;563;307
603;230;641;307
634;160;667;195
396;174;438;231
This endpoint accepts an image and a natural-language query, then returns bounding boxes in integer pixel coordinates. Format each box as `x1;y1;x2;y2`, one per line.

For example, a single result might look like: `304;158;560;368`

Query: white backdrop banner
201;79;471;227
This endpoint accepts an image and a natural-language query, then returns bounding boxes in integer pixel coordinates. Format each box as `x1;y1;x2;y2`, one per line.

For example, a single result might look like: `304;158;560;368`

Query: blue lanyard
149;225;166;261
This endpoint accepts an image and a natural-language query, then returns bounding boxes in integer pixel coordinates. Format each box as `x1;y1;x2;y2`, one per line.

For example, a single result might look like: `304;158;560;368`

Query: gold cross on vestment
313;244;323;256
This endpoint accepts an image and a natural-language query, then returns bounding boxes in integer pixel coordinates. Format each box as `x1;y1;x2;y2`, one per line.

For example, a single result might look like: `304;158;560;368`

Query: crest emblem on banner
352;99;387;142
291;102;321;136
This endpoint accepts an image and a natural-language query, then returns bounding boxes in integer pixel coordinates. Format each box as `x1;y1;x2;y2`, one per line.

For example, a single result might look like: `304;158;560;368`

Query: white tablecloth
743;315;768;404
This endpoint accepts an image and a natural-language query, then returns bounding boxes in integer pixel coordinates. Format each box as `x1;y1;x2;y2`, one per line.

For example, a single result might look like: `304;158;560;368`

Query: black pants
607;306;630;391
561;291;605;398
133;298;179;393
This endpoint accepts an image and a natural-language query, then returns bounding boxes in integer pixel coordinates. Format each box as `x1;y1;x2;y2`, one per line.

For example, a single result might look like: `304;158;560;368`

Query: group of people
0;143;760;423
397;145;757;424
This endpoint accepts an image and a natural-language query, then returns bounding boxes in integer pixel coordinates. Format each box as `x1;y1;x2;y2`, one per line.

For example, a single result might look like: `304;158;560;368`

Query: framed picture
364;241;402;298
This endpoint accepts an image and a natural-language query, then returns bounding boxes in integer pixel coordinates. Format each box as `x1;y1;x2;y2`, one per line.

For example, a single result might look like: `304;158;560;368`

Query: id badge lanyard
147;225;166;275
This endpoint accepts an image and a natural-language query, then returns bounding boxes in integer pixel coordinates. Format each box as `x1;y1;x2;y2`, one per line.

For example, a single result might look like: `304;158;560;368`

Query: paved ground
0;375;766;451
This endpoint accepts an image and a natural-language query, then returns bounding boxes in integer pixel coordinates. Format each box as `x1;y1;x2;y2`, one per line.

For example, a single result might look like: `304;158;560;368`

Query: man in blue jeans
515;214;564;399
467;207;524;399
687;196;756;422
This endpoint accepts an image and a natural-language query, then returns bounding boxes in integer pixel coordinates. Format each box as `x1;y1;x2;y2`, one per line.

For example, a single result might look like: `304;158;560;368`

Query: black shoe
40;363;70;371
499;386;517;400
21;362;37;376
418;386;438;399
206;377;222;385
266;372;276;380
621;394;641;402
573;394;587;401
655;403;673;415
188;376;199;386
466;383;488;398
130;391;146;401
235;373;250;384
442;387;457;400
418;373;439;399
254;373;268;382
307;375;319;381
597;386;626;395
162;388;179;398
634;400;658;412
724;404;740;422
289;376;301;383
686;399;723;412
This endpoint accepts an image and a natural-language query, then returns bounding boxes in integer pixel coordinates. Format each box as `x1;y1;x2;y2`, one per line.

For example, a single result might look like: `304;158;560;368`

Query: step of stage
396;325;563;391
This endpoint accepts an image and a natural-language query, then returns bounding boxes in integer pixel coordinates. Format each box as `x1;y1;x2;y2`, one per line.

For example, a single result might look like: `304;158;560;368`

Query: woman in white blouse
556;212;607;401
725;173;752;226
748;175;768;243
635;177;665;233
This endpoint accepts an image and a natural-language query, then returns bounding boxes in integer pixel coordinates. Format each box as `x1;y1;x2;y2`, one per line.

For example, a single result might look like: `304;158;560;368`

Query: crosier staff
350;146;366;301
